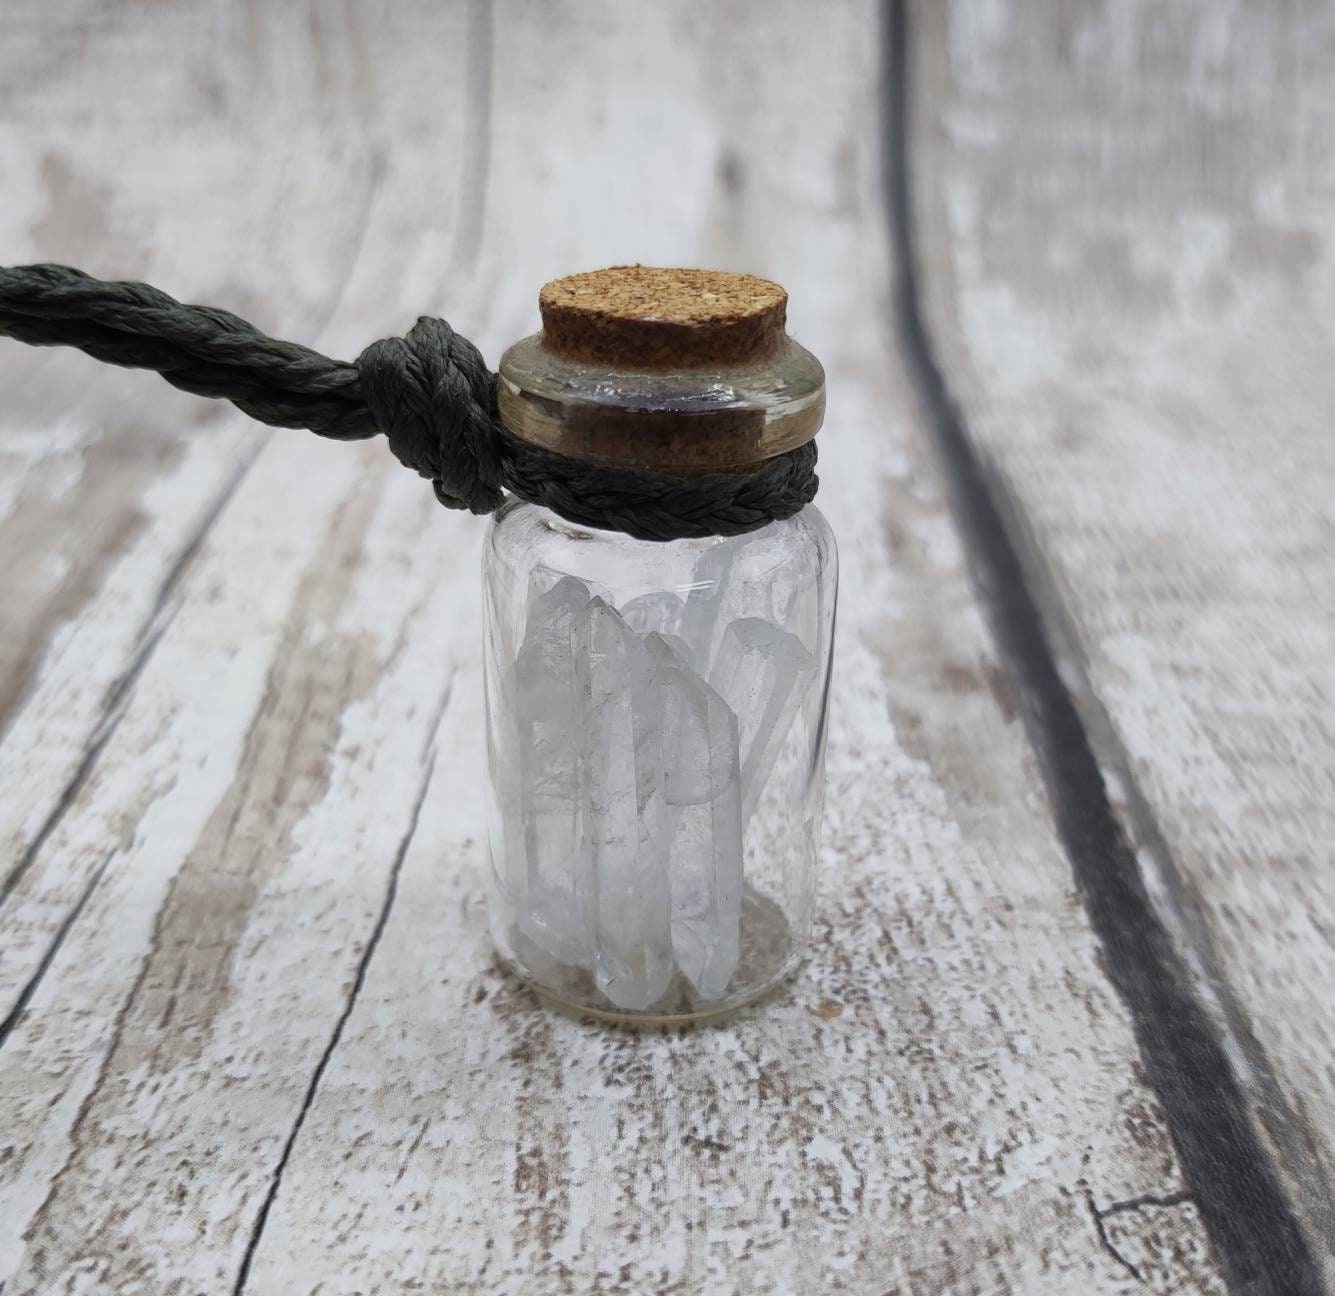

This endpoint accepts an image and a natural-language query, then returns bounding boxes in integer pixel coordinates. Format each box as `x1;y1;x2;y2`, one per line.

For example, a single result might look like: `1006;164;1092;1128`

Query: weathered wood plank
0;1;1233;1293
0;1;489;1287
0;0;396;974
905;0;1335;1288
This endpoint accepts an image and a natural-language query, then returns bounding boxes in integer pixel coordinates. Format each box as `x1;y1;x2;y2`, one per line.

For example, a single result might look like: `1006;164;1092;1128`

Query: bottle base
491;882;806;1025
496;954;804;1027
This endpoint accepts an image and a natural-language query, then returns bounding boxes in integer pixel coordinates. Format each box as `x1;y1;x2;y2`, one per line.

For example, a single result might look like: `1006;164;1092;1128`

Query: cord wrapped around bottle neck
0;264;818;541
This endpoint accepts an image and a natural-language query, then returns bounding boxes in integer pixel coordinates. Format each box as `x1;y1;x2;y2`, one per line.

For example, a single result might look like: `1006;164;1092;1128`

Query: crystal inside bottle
482;266;837;1021
483;503;836;1019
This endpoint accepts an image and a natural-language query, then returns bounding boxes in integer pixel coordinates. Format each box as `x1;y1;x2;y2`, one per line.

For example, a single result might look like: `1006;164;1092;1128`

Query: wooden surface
0;2;1327;1294
904;3;1335;1290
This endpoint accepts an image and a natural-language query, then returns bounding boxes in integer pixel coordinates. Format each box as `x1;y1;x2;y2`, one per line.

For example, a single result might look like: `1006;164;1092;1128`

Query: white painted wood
910;0;1335;1280
0;0;406;965
0;2;1228;1293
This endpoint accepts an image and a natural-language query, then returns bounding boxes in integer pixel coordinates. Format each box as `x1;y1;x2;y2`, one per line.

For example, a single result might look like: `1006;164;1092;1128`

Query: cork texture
539;265;788;366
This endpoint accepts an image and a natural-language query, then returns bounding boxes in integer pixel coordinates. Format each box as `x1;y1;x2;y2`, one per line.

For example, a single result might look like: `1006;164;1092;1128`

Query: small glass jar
482;268;837;1022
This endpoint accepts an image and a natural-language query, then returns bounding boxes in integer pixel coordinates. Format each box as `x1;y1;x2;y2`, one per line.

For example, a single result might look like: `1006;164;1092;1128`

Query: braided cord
0;264;817;539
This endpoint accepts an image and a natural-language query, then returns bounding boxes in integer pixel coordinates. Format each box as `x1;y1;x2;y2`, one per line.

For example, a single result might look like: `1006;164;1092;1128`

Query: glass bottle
482;268;837;1022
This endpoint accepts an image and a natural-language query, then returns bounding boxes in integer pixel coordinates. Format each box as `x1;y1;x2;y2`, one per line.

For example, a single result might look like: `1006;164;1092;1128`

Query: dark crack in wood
1104;1189;1194;1218
1084;1188;1146;1284
0;853;112;1053
0;446;258;913
230;681;448;1295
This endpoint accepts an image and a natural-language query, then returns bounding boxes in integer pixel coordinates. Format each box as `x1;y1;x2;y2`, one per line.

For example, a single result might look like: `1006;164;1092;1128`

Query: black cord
0;263;817;540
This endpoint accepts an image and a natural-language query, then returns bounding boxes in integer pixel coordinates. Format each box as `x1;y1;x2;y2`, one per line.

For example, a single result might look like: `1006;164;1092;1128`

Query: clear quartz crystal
681;532;814;678
620;590;686;639
511;576;590;964
645;633;743;998
485;501;836;1020
708;617;815;827
575;598;674;1010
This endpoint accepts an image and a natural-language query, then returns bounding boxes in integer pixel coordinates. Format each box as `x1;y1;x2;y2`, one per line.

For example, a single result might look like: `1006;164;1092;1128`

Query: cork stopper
498;266;824;476
539;266;787;367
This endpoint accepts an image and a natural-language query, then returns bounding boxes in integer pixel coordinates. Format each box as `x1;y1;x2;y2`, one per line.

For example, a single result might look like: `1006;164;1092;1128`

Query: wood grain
0;0;396;1009
903;0;1335;1289
0;0;1266;1292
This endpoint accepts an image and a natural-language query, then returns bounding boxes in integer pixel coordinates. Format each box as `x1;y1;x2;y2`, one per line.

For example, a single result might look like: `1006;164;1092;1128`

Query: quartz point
656;631;697;670
619;590;686;639
575;598;673;1010
709;617;815;826
512;575;594;964
678;538;741;675
512;575;807;1009
679;535;807;677
645;633;743;999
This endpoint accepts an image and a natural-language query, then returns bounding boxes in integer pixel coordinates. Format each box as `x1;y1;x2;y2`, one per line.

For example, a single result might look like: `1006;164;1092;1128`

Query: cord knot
356;317;505;514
